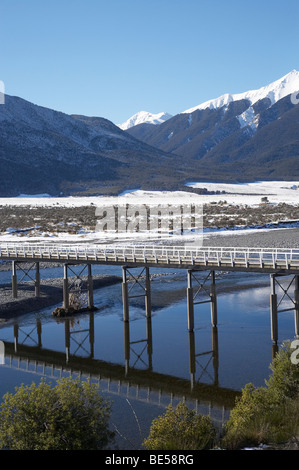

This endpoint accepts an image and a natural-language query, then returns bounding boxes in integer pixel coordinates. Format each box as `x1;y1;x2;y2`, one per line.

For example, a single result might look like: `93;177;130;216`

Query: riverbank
0;274;121;319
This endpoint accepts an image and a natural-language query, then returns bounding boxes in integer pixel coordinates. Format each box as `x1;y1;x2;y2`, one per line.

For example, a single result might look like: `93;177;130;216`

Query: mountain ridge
125;70;299;182
0;94;181;196
1;70;299;198
181;69;299;114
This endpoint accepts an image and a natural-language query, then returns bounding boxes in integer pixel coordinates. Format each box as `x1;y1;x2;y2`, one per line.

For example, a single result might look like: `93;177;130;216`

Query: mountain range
0;70;299;197
126;70;299;182
0;95;181;196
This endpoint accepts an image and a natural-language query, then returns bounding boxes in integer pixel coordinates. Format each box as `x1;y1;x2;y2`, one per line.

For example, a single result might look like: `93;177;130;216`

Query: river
0;263;297;449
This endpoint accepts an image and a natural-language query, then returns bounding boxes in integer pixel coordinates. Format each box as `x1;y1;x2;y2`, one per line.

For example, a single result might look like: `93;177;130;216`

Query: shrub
266;341;299;400
143;402;216;450
0;377;114;450
222;342;299;449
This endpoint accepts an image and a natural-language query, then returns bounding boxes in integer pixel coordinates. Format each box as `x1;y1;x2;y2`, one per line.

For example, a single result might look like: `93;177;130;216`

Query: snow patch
118;111;172;130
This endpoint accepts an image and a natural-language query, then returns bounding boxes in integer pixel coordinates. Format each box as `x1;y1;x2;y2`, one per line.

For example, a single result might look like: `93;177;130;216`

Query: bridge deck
1;242;299;274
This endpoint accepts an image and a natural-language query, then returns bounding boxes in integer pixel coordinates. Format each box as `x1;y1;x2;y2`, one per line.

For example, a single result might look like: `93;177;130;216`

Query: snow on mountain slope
118;111;172;130
182;70;299;115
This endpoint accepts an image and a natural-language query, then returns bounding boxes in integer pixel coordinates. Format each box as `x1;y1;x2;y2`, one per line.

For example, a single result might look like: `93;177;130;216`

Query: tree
0;377;114;450
143;402;216;450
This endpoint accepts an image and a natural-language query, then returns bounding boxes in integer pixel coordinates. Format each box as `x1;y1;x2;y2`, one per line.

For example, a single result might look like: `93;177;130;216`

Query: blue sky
1;0;299;124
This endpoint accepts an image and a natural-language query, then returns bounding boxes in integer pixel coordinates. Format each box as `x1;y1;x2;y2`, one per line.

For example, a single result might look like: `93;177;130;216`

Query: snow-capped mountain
182;70;299;131
118;111;172;130
182;70;299;114
126;70;299;181
2;70;299;198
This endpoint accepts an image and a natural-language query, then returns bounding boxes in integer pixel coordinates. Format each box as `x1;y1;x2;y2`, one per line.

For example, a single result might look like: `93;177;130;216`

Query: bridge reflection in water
1;313;239;427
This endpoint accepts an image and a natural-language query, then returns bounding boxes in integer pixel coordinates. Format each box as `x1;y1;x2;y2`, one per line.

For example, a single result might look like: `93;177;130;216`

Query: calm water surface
0;264;297;449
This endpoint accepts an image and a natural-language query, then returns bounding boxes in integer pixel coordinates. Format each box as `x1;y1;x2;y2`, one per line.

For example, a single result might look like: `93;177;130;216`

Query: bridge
1;242;299;343
2;242;299;272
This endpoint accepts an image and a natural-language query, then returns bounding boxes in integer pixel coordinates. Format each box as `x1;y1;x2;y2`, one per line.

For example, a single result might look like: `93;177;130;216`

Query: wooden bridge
1;242;299;343
1;243;299;272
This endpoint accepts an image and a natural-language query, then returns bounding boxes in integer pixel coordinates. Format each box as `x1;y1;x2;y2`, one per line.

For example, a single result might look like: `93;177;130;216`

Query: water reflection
2;311;239;426
124;318;153;375
1;266;298;448
188;327;219;390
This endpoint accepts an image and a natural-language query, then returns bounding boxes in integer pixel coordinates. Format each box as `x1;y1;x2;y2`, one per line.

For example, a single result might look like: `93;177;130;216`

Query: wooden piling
145;267;151;319
63;264;69;310
294;275;299;338
35;262;40;297
87;264;94;309
12;261;17;299
187;270;194;331
270;275;278;343
210;270;217;327
122;267;129;322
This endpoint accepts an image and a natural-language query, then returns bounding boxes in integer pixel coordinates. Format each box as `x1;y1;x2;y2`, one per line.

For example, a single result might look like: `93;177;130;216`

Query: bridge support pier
63;264;69;310
61;263;94;311
122;266;151;322
187;270;218;331
12;261;17;298
122;268;129;322
35;262;40;297
270;273;299;343
210;270;217;327
187;270;194;331
294;275;299;338
11;261;41;299
87;264;94;309
270;274;278;343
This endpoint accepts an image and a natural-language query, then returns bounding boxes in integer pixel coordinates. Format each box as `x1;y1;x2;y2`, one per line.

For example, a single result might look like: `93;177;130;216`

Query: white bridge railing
1;243;299;270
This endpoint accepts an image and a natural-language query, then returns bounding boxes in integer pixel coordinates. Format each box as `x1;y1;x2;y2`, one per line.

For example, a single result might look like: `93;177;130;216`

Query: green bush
143;402;216;450
0;377;114;450
222;342;299;450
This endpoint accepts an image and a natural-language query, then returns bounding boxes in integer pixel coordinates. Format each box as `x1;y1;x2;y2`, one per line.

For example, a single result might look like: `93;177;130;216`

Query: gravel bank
0;275;121;319
203;227;299;248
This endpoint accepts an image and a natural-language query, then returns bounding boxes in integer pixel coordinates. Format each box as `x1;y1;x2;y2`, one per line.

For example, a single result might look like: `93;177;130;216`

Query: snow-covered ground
0;181;298;243
1;180;299;207
0;190;199;208
185;180;299;205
